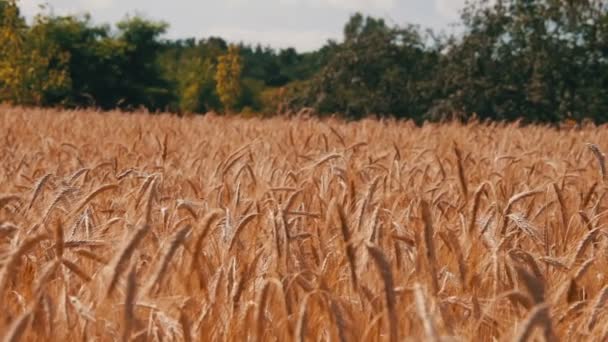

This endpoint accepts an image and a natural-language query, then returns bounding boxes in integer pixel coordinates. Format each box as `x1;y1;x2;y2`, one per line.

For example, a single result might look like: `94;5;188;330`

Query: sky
18;0;468;52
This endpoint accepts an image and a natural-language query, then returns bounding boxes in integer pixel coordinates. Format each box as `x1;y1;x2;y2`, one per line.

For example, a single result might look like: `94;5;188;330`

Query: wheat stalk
105;223;151;297
414;283;439;342
421;200;439;295
587;143;606;182
145;225;192;295
366;243;397;342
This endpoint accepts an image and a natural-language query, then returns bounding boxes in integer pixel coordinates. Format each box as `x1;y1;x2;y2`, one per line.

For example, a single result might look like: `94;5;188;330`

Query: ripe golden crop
1;106;607;341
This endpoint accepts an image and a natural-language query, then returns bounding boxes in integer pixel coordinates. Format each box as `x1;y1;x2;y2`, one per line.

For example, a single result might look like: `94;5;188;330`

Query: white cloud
17;0;45;16
83;0;115;10
15;0;455;51
203;27;338;51
308;0;395;10
17;0;113;18
435;0;497;20
434;0;466;19
228;0;396;10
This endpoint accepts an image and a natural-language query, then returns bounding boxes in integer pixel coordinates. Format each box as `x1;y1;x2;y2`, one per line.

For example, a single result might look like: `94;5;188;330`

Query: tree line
1;0;608;123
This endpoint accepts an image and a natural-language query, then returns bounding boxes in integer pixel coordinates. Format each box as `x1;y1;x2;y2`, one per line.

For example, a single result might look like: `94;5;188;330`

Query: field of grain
1;106;608;341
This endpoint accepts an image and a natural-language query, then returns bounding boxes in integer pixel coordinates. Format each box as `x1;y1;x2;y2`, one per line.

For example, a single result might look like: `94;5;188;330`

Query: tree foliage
434;0;608;123
300;14;440;119
2;0;608;123
215;45;243;112
0;0;70;105
0;2;172;110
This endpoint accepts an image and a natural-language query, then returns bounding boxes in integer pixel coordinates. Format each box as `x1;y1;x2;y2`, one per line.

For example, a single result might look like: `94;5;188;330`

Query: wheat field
1;106;608;341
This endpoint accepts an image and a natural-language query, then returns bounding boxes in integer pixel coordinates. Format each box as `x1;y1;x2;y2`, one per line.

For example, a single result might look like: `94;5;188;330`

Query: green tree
158;37;227;113
115;16;174;110
434;0;608;123
301;13;440;120
33;14;125;108
179;57;220;113
0;0;70;105
215;44;242;112
6;11;175;111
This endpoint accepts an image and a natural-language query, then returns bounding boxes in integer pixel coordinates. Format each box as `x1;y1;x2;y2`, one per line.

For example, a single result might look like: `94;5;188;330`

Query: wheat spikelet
572;227;602;265
68;295;95;324
587;285;608;331
161;133;169;162
177;200;199;219
365;205;381;245
515;265;545;304
309;153;342;169
71;183;118;215
502;189;542;234
440;230;468;289
586;143;606;181
179;307;192;342
145;225;192;295
33;261;60;295
552;183;568;231
468;183;487;235
134;174;157;209
356;176;381;232
28;173;52;211
538;256;569;271
68;167;90;185
509;249;544;281
254;280;271;342
414;283;439;342
61;259;92;282
254;278;287;342
327;296;349;342
73;249;108;264
294;291;318;342
116;168;136;180
574;258;595;282
228;213;258;252
513;304;556;342
214;142;254;178
336;203;358;291
558;300;587;324
0;195;22;211
282;189;302;213
507;213;544;248
53;220;64;259
365;243;397;342
581;182;598;209
105;223;151;297
0;234;48;296
222;152;247;177
326;124;346;147
503;290;534;310
2;306;33;342
453;143;468;201
420;200;439;295
63;240;107;249
191;210;223;278
122;265;137;342
0;222;18;239
40;186;78;224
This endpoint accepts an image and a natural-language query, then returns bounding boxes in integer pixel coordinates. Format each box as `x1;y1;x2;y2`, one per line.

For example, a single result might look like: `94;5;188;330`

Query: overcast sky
19;0;467;51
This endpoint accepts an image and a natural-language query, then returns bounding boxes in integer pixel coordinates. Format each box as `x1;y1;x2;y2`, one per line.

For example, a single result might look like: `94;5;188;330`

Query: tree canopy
1;0;608;123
